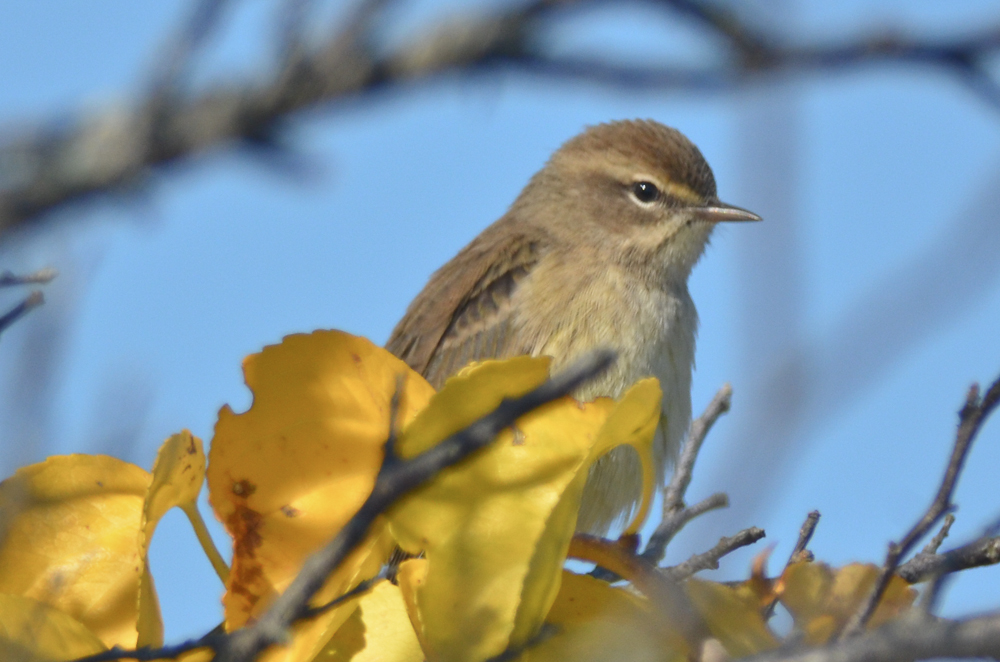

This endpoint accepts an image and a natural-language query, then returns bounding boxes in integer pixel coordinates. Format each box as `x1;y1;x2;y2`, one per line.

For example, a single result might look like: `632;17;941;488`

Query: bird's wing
386;231;543;388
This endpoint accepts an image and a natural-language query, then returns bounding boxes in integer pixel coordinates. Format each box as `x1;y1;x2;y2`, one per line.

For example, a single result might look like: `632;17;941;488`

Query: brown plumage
387;119;759;533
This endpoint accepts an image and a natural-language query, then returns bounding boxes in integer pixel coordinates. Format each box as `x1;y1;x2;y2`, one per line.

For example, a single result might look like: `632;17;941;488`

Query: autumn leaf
687;578;779;657
0;593;107;662
0;454;150;649
206;330;434;660
319;580;423;662
389;358;661;662
777;561;917;644
137;430;213;647
516;571;686;662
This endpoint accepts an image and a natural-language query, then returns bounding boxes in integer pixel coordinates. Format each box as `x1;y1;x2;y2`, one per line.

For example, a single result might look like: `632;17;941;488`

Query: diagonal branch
663;526;766;581
74;349;615;662
843;372;1000;636
743;611;1000;662
0;291;44;337
5;1;1000;239
642;383;732;564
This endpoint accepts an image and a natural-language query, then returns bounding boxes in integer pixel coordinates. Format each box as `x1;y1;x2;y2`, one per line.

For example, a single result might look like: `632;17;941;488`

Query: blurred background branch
3;0;1000;239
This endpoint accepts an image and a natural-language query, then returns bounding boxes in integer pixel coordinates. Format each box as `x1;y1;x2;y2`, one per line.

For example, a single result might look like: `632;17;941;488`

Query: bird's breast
514;260;697;461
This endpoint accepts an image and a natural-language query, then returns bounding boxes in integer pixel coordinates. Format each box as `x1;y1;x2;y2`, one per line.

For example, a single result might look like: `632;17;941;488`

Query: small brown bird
387;119;760;533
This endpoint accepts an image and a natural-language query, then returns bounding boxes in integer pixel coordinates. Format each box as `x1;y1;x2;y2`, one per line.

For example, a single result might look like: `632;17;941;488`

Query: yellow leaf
581;377;660;535
143;430;206;537
517;571;686;662
0;593;106;661
686;578;779;657
319;580;423;662
390;360;661;662
778;562;916;644
206;330;434;658
0;454;150;648
137;430;209;647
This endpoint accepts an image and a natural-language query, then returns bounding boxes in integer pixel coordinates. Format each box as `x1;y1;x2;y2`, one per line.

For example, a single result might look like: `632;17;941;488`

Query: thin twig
920;513;956;556
788;510;821;564
762;511;820;619
0;291;44;336
0;268;56;287
642;384;733;564
664;383;733;513
842;373;1000;637
897;535;1000;583
299;572;384;619
641;492;729;565
664;526;766;581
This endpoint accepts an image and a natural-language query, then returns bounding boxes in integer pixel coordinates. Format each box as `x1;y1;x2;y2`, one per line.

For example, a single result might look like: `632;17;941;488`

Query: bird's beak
688;201;762;223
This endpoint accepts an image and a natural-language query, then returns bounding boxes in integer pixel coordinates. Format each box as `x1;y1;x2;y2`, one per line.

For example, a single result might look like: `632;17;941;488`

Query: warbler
387;119;760;533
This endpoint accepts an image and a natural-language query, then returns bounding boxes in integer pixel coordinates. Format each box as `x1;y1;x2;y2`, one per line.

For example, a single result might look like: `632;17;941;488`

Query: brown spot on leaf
224;501;268;619
280;505;300;518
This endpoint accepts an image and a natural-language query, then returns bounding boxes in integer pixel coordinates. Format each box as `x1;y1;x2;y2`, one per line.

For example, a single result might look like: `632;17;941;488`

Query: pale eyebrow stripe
630;174;703;205
662;181;702;204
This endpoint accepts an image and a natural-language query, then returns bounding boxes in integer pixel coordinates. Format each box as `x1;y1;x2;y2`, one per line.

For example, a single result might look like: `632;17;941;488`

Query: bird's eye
630;181;661;204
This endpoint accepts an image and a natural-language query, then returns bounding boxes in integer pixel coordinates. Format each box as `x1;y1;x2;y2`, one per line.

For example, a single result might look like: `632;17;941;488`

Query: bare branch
665;383;733;514
843;373;1000;636
0;291;44;337
0;268;56;287
642;492;729;565
642;383;732;564
897;535;1000;584
743;611;1000;662
664;526;766;581
5;2;1000;239
920;513;956;556
762;510;821;620
788;510;821;565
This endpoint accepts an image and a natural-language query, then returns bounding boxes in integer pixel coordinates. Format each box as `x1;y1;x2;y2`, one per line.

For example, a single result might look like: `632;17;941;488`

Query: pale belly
519;276;698;534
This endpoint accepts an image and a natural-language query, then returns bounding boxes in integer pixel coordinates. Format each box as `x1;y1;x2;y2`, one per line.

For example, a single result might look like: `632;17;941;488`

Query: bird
386;119;760;534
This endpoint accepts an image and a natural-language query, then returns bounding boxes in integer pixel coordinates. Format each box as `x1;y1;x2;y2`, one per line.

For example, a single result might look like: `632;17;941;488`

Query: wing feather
386;230;543;388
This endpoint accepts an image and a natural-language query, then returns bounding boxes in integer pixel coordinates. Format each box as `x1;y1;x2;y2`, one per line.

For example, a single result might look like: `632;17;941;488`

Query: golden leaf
0;593;106;661
686;578;779;657
517;571;686;662
778;562;916;644
319;580;423;662
389;360;661;662
0;454;150;648
206;330;433;659
137;430;210;647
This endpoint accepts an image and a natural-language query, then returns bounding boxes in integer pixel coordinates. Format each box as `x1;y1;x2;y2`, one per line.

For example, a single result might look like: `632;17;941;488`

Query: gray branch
5;0;1000;239
664;526;766;581
897;535;1000;584
743;611;1000;662
844;373;1000;635
642;383;733;564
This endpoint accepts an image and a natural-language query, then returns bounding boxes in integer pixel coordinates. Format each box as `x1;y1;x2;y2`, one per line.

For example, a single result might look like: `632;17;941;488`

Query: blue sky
1;0;1000;643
